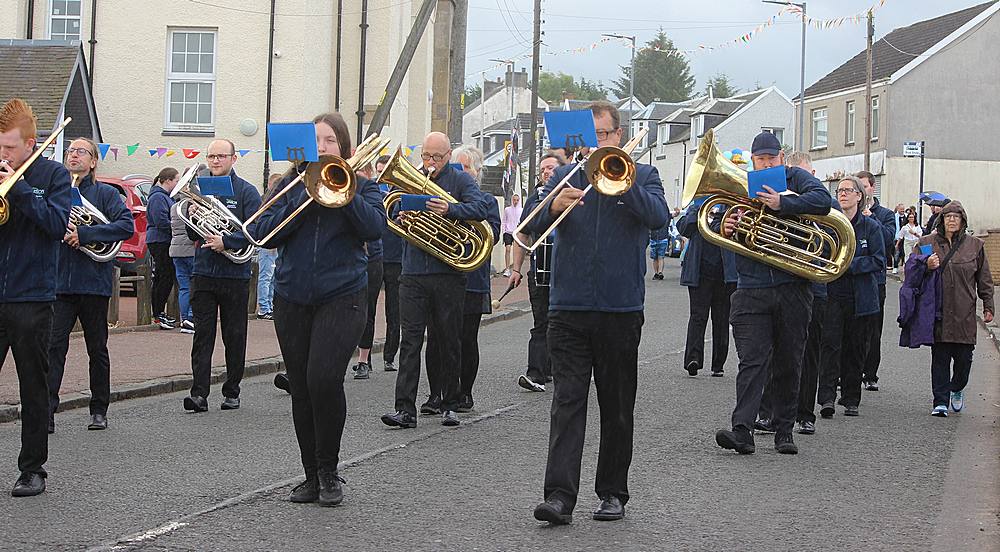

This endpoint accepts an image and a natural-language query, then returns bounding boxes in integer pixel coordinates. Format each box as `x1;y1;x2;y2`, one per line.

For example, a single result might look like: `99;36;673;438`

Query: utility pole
602;34;636;141
527;0;542;195
447;0;468;143
480;72;487;152
762;1;806;151
864;8;873;172
430;0;456;134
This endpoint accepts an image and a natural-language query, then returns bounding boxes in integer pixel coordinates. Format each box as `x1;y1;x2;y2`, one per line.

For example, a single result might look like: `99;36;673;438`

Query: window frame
810;107;828;150
163;28;218;132
845;100;856;145
761;127;784;145
871;95;880;142
48;0;82;41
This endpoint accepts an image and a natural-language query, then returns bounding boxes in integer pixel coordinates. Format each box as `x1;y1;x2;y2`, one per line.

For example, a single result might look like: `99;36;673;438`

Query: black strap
938;234;965;272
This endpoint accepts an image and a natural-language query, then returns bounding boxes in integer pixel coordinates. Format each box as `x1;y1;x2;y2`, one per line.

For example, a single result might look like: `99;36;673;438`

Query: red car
97;174;153;275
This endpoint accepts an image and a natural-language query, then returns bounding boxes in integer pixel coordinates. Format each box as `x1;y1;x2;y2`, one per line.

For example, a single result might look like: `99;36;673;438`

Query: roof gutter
87;0;97;86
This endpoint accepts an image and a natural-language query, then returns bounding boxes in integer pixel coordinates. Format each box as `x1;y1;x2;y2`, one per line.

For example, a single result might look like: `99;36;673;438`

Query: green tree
613;30;694;104
536;71;607;105
706;73;739;98
464;83;482;107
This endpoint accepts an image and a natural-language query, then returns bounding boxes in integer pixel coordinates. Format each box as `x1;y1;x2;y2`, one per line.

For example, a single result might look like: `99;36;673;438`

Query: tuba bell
681;129;855;284
171;164;256;264
379;148;494;272
68;174;124;262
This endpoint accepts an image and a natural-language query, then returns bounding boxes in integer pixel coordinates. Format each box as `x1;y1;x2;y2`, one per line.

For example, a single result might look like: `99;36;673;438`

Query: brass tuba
68;174;124;262
380;148;494;272
171;164;256;264
682;129;855;284
242;133;390;247
0;117;71;226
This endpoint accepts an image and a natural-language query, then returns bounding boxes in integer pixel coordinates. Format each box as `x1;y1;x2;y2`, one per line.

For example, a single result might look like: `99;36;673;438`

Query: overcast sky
465;0;987;99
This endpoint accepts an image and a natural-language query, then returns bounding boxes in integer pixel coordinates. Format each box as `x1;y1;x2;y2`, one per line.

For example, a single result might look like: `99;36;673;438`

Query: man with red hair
0;98;72;497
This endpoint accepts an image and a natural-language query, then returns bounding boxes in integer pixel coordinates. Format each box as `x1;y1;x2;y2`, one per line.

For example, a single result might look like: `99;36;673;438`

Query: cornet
0;117;71;226
171;164;255;264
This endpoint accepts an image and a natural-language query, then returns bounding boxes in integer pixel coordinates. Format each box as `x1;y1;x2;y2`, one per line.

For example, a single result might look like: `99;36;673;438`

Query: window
165;29;217;130
845;100;856;144
761;127;784;145
693;115;704;137
871;96;880;141
49;0;82;41
811;108;828;149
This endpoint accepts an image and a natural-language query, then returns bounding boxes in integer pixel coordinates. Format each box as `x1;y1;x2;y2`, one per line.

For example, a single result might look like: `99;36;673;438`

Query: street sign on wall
903;141;924;157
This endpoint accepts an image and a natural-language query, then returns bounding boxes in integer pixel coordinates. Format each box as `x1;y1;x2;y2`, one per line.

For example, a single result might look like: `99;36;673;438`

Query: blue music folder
919;244;933;256
543;110;598;150
197;176;234;197
747;165;787;199
71;188;83;207
268;122;318;162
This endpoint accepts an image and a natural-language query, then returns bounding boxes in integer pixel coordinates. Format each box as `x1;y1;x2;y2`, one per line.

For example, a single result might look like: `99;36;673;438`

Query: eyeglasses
420;152;449;162
66;147;93;157
595;128;619;140
206;153;234;161
836;188;859;196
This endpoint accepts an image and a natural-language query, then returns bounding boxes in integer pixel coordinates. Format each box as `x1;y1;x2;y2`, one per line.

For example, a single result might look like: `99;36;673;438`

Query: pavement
0;258;997;551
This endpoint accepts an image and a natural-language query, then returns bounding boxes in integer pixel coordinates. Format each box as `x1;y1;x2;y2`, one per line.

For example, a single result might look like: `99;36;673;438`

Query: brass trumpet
68;174;124;262
242;133;390;247
682;129;855;284
0;117;71;226
514;127;648;251
379;149;494;272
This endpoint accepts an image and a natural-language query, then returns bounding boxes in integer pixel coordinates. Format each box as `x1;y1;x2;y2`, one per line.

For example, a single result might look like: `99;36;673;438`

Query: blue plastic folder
747;165;787;198
400;194;436;212
70;188;83;207
268;122;319;162
919;244;933;256
543;110;599;150
197;176;234;197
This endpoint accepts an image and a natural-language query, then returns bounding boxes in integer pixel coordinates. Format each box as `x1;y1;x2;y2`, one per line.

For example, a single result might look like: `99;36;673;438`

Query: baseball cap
751;132;782;156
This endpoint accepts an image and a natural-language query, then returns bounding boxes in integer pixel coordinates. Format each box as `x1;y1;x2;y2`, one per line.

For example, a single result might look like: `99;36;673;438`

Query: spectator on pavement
501;193;522;276
897;211;923;263
255;173;281;321
916;201;994;417
147;167;179;329
169;198;196;333
648;219;670;281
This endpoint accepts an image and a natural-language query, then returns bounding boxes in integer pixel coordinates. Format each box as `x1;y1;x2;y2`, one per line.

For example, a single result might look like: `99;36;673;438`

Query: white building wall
461;86;546;147
882;156;1000;234
712;89;795;155
652;140;692;210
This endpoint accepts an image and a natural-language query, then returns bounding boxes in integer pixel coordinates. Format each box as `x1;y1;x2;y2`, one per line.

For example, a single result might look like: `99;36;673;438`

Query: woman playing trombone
250;113;386;506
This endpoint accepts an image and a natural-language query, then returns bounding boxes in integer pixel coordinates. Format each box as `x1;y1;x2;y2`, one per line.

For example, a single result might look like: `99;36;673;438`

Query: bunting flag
238;149;250;157
109;147;119;161
126;143;139;156
165;150;176;157
156;147;168;158
183;148;200;159
148;149;157;157
98;143;111;160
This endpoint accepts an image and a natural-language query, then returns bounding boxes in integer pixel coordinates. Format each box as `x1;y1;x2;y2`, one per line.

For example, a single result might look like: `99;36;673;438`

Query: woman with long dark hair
251;113;386;506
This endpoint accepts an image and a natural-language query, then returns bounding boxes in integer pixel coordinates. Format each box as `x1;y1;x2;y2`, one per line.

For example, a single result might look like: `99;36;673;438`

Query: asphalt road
1;258;997;551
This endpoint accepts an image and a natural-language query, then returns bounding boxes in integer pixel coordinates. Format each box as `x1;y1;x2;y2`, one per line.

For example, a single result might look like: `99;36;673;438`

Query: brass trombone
242;133;390;247
513;127;648;251
380;149;494;272
681;128;855;283
0;117;71;226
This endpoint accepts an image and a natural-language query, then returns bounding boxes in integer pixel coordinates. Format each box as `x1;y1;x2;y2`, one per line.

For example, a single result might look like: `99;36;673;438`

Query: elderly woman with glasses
816;175;886;419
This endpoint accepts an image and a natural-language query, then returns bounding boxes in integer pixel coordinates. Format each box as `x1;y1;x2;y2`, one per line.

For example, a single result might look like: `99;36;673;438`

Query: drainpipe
87;0;97;86
262;0;277;184
335;0;343;110
26;0;34;38
356;0;369;140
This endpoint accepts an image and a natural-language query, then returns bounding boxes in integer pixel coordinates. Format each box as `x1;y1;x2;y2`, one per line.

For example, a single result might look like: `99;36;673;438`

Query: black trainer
380;410;417;428
317;471;344;507
274;372;290;393
753;418;775;434
183;395;209;413
775;433;798;454
533;498;572;525
715;428;755;454
456;394;474;412
289;477;319;503
420;396;442;415
820;402;835;419
685;361;700;377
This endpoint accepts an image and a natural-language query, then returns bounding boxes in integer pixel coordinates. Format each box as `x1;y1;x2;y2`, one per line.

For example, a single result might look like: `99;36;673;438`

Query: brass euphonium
379;148;494;272
242;133;390;247
171;164;256;264
68;174;124;262
682;129;855;284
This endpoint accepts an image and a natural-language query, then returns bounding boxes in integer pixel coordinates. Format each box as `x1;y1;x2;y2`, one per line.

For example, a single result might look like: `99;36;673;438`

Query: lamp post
602;34;636;141
763;0;806;151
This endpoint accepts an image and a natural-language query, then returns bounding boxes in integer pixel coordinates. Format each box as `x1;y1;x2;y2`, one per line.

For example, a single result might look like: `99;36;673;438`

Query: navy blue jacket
365;185;385;262
677;206;737;286
145;185;174;244
735;166;832;289
252;169;385;305
810;193;844;300
57;174;135;297
869;197;895;285
185;170;262;281
397;163;491;276
467;195;502;294
649;220;671;241
827;209;885;317
382;228;404;263
529;162;669;312
0;157;72;302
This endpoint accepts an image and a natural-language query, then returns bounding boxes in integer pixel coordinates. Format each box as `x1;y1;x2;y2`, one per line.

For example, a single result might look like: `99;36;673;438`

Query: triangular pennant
109;147;119;161
98;143;111;160
156;147;168;158
149;149;158;157
127;143;139;156
166;149;176;157
183;148;200;159
238;149;250;157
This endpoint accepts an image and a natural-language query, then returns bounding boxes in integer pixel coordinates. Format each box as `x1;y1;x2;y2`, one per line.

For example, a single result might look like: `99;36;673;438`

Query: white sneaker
931;405;949;417
502;269;511;277
892;268;898;274
517;374;545;392
179;320;195;334
950;390;965;412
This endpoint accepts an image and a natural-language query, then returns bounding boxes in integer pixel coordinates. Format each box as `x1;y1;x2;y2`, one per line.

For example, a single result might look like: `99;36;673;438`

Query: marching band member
530;101;668;525
380;132;491;429
856;170;895;391
253;113;386;506
183;139;262;413
0;99;71;497
48;138;133;433
714;131;832;456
